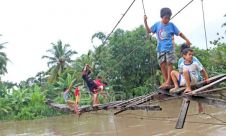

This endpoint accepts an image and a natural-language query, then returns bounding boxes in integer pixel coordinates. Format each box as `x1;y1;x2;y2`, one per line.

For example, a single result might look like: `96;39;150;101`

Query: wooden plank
158;89;180;97
79;103;161;112
192;76;226;95
112;94;150;108
46;100;123;113
158;89;171;96
194;87;226;96
175;98;190;129
47;103;73;112
126;104;162;111
79;101;123;112
114;92;158;115
117;92;157;108
174;74;226;94
100;101;123;110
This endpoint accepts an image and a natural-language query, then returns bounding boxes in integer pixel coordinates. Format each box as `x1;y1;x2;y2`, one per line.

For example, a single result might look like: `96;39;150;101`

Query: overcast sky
1;0;226;83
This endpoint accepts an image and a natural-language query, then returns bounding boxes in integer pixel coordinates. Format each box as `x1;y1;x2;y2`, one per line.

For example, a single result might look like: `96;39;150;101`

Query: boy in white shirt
170;48;208;94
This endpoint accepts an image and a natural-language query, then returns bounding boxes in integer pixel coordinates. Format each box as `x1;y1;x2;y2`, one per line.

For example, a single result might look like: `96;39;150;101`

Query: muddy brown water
1;99;226;136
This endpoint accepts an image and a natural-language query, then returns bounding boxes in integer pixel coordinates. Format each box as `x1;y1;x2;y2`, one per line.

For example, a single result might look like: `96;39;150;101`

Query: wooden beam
101;101;123;110
158;89;180;97
112;94;150;108
79;101;124;112
114;92;158;115
125;104;161;111
192;76;226;94
79;103;162;112
174;74;226;94
47;103;73;112
194;87;226;96
46;100;123;113
175;98;190;129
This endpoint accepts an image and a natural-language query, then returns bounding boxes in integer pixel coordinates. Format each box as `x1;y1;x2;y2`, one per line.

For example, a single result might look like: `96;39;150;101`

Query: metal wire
201;0;209;50
103;0;137;45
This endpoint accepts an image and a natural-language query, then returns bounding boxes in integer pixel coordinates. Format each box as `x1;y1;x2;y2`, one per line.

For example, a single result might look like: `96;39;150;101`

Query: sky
0;0;226;83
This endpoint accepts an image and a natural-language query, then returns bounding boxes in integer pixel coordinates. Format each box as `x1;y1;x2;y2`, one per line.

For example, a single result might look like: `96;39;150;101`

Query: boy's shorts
179;73;198;86
82;74;98;94
157;51;177;65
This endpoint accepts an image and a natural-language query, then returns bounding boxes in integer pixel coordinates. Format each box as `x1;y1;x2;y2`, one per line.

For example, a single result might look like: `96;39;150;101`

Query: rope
103;0;137;45
147;0;194;37
141;0;146;15
100;0;194;76
201;0;209;50
102;39;146;77
98;0;195;87
170;0;194;20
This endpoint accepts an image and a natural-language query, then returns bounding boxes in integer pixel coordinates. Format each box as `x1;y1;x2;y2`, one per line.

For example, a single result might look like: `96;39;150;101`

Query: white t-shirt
178;56;204;81
178;60;203;80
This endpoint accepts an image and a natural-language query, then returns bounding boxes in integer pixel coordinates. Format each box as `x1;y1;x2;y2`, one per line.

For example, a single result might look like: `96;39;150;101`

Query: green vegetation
0;37;9;77
0;14;226;121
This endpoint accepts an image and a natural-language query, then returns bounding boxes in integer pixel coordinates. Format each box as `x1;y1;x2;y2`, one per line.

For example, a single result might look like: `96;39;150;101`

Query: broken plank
125;104;162;111
158;89;180;97
47;103;73;112
194;87;226;96
114;92;158;115
174;74;226;94
175;98;190;129
79;101;123;113
112;94;150;108
192;76;226;95
79;103;161;112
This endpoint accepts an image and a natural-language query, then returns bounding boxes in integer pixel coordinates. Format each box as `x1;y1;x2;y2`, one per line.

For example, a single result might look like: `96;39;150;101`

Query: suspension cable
103;0;137;45
102;0;195;76
141;0;146;15
170;0;194;20
201;0;209;50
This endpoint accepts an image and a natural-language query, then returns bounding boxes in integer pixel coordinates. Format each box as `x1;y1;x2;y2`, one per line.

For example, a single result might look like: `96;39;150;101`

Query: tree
96;26;159;98
0;37;9;77
42;40;77;83
222;14;226;33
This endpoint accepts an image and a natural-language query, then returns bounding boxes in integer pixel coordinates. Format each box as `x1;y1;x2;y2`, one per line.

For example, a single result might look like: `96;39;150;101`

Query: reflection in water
1;99;226;136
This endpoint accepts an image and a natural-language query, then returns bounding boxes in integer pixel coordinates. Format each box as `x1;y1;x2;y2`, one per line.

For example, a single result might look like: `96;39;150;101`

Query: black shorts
82;73;98;94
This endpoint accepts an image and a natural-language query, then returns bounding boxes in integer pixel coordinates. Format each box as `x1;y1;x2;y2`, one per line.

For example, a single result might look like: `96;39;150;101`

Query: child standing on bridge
63;84;81;115
82;64;107;107
74;87;80;115
144;7;191;89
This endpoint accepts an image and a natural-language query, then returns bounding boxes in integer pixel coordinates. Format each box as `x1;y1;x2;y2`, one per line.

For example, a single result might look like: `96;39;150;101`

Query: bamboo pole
173;74;226;94
192;76;226;95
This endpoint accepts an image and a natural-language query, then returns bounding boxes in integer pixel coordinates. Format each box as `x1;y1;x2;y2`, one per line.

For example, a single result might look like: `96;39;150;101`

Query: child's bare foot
159;82;165;89
170;86;179;94
159;81;172;89
159;83;165;89
184;87;192;94
164;82;172;89
159;82;169;89
92;104;100;107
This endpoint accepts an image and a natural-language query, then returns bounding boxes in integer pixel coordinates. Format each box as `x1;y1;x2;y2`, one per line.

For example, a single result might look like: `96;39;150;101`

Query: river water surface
1;99;226;136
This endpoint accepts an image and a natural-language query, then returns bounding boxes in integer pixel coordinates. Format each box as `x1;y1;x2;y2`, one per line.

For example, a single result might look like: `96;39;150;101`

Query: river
1;99;226;136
